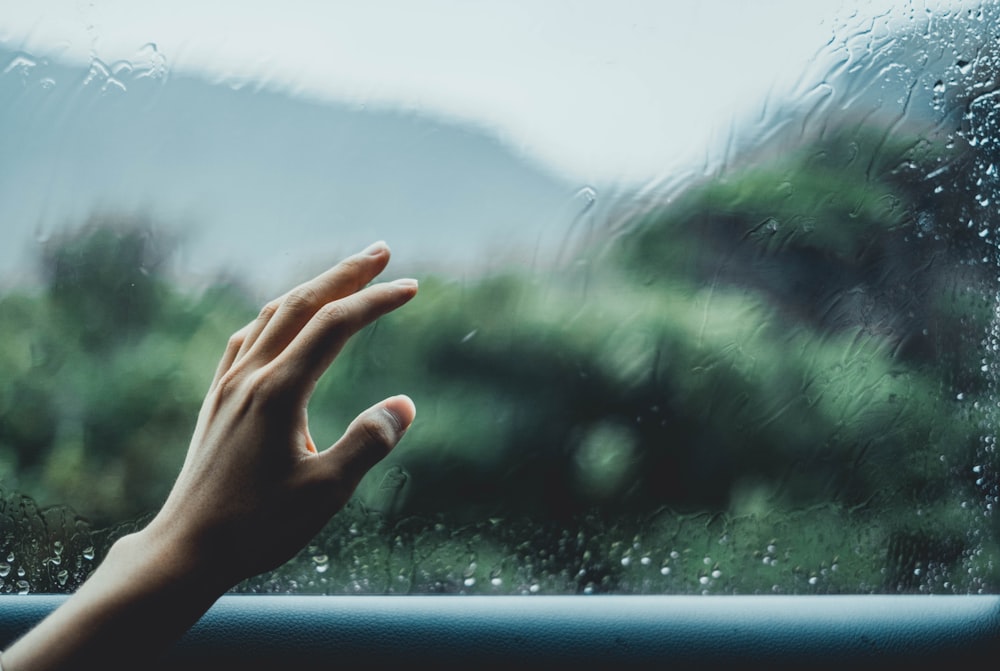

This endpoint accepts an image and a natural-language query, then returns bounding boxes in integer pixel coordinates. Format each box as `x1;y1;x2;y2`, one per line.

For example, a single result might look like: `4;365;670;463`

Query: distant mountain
0;48;583;294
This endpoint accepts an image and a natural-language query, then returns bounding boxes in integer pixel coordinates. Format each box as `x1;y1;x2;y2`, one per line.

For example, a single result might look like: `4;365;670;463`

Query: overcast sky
0;0;953;187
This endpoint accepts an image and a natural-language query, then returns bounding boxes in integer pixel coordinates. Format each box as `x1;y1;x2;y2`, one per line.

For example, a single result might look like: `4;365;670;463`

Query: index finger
240;241;392;366
266;277;419;400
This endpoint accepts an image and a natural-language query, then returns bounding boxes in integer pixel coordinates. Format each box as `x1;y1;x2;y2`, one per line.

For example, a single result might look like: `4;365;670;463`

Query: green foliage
0;217;254;524
1;120;998;594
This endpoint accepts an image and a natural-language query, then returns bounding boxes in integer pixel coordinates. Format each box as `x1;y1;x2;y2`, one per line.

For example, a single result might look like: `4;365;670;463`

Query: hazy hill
0;47;582;295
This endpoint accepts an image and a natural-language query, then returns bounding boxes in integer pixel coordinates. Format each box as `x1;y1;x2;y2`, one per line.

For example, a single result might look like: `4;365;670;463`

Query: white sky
0;0;970;186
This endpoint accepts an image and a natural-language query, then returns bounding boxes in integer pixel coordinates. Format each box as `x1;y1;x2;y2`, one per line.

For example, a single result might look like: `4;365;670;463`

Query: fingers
235;241;393;367
270;278;418;398
316;395;416;486
210;325;251;388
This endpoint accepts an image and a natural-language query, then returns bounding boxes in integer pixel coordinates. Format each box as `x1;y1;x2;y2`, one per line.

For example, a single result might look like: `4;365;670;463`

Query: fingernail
363;240;388;256
382;394;415;433
392;278;418;288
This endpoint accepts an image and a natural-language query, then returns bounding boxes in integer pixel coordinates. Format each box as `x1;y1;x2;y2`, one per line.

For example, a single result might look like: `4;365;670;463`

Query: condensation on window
0;1;998;595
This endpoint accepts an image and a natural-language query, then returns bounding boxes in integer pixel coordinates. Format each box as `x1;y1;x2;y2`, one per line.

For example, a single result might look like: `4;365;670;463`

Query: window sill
1;594;997;669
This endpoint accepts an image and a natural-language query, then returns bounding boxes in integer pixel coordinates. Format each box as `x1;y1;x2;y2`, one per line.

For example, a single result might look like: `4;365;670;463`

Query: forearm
1;527;228;671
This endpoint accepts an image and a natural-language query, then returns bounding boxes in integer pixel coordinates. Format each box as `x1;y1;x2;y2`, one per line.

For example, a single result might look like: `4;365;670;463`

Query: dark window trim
1;594;997;669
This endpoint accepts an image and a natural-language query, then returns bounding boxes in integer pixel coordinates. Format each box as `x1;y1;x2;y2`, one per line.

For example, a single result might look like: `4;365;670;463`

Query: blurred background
0;0;998;595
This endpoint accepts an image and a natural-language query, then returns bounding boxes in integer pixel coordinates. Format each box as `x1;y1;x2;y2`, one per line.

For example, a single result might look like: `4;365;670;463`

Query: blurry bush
0;214;254;524
2;121;996;593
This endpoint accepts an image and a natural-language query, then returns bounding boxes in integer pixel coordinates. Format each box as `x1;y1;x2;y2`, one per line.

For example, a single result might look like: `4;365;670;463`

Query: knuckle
314;301;349;328
216;365;273;399
245;367;294;412
357;414;397;453
213;367;246;398
338;257;376;292
250;365;286;397
226;331;246;351
339;254;365;275
256;301;279;323
284;284;322;314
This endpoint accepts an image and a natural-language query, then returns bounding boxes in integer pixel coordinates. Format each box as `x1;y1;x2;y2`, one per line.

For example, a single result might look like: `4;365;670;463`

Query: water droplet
83;57;110;86
379;466;408;492
82;546;95;561
103;77;127;94
932;80;945;92
134;42;168;80
16;580;29;595
2;54;37;76
0;564;9;578
311;554;330;574
573;186;598;212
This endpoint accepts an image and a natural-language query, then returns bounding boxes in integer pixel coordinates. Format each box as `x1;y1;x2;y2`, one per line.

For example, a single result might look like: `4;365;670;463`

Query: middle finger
237;241;391;366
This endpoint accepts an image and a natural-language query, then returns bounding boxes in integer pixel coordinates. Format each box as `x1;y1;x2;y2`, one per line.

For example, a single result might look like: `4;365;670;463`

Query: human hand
141;239;418;588
1;241;418;671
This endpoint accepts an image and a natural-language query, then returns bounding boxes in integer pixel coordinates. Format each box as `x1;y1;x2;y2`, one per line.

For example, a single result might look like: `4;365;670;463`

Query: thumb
318;394;416;486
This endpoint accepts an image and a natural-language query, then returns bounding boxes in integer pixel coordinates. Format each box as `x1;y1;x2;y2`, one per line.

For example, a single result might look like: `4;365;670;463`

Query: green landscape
2;9;1000;597
2;110;998;596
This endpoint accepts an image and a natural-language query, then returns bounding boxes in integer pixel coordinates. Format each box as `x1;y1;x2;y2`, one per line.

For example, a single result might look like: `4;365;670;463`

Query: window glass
0;0;997;595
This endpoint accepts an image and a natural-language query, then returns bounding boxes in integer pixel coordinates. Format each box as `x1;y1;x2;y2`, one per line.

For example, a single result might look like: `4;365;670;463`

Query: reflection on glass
0;1;997;595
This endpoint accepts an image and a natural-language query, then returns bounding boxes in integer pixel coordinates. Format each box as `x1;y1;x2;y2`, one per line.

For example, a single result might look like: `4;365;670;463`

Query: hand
147;239;419;585
1;240;418;670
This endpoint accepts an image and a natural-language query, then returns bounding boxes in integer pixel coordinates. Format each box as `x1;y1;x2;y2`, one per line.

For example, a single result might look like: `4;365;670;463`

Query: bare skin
1;240;418;670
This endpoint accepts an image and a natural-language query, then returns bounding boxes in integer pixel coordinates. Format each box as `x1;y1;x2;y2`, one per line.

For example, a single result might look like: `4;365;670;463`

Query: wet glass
0;0;997;595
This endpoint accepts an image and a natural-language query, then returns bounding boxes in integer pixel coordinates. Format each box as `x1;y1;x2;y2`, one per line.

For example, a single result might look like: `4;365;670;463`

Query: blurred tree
41;214;176;352
0;215;253;525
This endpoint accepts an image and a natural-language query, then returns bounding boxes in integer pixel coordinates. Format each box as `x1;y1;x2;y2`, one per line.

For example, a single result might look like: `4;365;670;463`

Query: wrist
120;517;234;601
1;525;229;671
